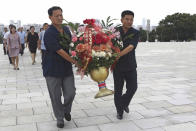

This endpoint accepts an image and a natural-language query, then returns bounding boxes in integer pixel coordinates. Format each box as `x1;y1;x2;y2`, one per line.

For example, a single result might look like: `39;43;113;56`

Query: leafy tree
139;28;147;42
156;13;196;41
149;29;156;42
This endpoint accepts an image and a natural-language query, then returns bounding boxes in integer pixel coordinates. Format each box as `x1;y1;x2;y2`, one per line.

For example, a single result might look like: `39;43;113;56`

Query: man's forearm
56;49;76;64
119;45;134;57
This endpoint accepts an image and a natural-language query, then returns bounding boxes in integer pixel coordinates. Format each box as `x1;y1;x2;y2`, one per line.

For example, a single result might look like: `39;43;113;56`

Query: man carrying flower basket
43;6;77;128
113;10;139;120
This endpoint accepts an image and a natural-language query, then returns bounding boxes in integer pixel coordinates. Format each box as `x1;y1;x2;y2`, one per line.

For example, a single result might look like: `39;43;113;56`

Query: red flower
112;46;120;53
100;44;108;51
79;37;83;41
83;19;96;25
92;46;100;51
76;44;85;52
95;33;103;44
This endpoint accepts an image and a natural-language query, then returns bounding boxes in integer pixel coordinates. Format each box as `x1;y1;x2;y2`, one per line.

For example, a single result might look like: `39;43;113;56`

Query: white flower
77;32;84;37
96;52;101;57
100;51;106;57
70;43;74;47
92;50;96;57
118;41;123;47
107;52;112;57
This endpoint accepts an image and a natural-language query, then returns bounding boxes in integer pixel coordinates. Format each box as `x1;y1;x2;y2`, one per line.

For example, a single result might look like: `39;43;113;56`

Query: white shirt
3;31;10;39
17;31;26;44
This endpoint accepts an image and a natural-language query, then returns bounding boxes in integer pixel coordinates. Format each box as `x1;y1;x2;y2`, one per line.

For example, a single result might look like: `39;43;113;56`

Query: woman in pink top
7;25;21;70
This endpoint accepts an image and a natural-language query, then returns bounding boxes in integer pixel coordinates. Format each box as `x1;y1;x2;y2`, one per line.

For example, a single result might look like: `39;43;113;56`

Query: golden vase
90;67;114;98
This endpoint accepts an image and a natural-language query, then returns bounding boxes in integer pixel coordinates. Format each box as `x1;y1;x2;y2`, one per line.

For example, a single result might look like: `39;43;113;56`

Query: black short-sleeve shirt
42;25;73;77
115;26;139;72
27;32;39;48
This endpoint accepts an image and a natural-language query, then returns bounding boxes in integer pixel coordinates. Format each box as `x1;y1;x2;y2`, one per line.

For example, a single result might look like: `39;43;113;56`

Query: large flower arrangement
60;18;123;98
69;18;123;74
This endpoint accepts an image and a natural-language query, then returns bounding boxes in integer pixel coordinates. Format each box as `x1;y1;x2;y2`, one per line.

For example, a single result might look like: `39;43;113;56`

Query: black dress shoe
117;113;123;120
64;113;71;121
57;120;64;128
124;107;129;113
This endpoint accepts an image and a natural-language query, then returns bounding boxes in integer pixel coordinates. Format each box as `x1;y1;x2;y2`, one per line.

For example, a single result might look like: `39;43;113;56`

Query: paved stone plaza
0;42;196;131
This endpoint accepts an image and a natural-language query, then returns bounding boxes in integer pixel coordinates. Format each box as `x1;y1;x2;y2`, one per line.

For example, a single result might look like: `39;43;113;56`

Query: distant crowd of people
2;23;49;70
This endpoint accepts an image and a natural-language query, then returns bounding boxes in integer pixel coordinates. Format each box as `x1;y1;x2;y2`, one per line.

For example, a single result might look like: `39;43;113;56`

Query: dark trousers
113;69;138;115
7;50;12;64
20;44;25;55
3;46;6;55
41;49;46;61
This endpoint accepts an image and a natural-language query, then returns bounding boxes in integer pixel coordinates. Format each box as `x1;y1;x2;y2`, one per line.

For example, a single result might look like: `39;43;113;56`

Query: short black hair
121;10;134;18
40;28;43;32
43;23;48;26
30;26;34;30
48;6;62;16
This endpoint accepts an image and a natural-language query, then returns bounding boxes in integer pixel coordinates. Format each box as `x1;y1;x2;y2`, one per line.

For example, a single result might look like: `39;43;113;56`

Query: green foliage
156;13;196;41
86;53;118;74
101;16;119;28
59;19;80;50
149;29;156;42
139;28;147;42
62;19;80;33
59;32;71;50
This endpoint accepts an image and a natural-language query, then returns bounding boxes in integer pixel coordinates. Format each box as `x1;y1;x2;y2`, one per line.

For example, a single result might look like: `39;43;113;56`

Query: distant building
146;19;150;32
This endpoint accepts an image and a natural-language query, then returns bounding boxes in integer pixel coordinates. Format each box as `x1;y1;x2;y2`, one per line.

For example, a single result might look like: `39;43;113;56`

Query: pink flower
78;26;85;32
109;34;115;39
79;37;83;41
115;31;120;39
71;51;76;57
72;37;78;42
109;27;116;33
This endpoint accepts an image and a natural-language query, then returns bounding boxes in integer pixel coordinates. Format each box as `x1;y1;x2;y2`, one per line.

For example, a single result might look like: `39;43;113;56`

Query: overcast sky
0;0;195;26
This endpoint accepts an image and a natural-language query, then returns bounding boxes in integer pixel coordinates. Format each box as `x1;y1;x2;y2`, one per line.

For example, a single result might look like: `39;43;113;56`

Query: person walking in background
113;10;139;120
25;29;30;48
18;27;26;56
3;24;13;64
38;23;49;61
3;27;8;55
43;6;77;128
27;26;39;65
38;28;44;37
7;25;21;70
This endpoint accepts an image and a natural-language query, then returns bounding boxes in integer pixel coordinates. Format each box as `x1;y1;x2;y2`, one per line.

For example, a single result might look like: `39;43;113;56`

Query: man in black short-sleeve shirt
113;10;139;120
